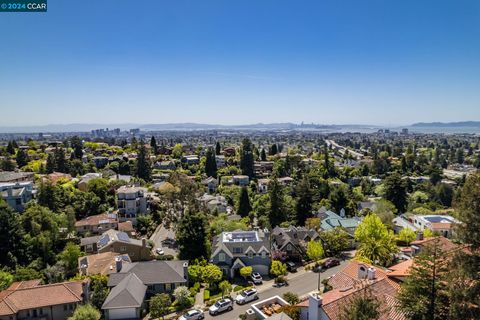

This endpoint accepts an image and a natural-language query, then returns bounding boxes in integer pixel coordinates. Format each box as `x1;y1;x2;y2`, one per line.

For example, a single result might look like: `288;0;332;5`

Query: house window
248;251;253;258
233;247;243;254
218;253;225;262
286;244;292;251
165;283;172;291
261;251;266;258
120;246;126;252
64;305;68;311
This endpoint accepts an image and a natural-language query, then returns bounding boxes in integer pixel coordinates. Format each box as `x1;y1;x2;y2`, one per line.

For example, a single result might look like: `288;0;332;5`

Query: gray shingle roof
102;273;146;309
108;260;187;287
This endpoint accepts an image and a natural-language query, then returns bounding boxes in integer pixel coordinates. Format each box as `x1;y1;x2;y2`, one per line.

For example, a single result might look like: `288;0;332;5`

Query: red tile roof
0;280;86;316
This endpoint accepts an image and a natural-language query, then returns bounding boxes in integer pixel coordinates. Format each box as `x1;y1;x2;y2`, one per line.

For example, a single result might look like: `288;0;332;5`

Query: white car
250;272;263;284
235;288;258;305
208;298;233;315
155;247;164;255
178;309;204;320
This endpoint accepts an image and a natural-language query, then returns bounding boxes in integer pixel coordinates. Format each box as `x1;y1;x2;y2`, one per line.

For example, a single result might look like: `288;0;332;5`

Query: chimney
367;267;376;280
416;231;424;241
308;293;322;320
358;264;368;279
81;280;90;303
115;256;123;272
183;261;189;281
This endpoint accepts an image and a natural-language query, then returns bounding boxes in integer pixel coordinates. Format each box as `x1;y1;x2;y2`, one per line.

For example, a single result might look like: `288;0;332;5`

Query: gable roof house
75;212;118;235
211;230;271;279
102;260;188;320
271;226;320;261
0;280;89;320
296;260;406;320
316;208;362;236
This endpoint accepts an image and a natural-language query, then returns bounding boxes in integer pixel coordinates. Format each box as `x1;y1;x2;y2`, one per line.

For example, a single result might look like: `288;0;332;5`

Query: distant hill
411;121;480;128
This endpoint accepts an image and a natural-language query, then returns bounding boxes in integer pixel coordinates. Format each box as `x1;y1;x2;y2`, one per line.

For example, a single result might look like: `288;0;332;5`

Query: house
198;193;228;213
181;155;199;165
77;173;102;191
201;177;218;193
271;226;320;261
80;229;152;261
92;156;109;168
357;201;378;213
316;208;361;236
78;252;131;276
116;186;149;222
211;230;271;278
75;212;118;235
154;160;176;171
411;215;457;238
0;279;89;320
216;155;226;168
233;175;250;186
102;260;188;320
409;236;458;257
0;181;34;212
223;147;236;157
257;179;270;193
0;171;34;183
296;261;406;320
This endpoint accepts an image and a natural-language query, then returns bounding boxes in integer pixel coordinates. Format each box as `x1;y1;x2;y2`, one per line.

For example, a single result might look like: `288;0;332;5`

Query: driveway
203;259;349;320
150;224;178;257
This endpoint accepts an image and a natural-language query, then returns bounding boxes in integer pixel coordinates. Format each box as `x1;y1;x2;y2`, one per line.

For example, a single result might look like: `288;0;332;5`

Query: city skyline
1;0;480;126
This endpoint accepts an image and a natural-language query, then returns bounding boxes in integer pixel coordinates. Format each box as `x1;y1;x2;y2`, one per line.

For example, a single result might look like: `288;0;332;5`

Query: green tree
46;153;55;173
136;143;151;181
202;264;223;288
187;264;204;284
0;271;13;291
397;228;416;245
6;141;15;154
320;227;351;256
237;187;252;217
54;147;67;172
398;238;449;320
172;144;183;158
150;136;158;154
16;148;29;168
269;178;286;227
204;147;218;178
0;201;25;267
215;141;221;155
70;136;83;159
150;293;171;319
270;260;287;278
283;292;299;305
295;176;313;225
339;288;381;320
177;212;210;260
173;286;191;307
240;266;253;281
90;274;109;310
354;213;397;266
240;138;255;178
68;304;101;320
57;242;82;277
448;172;480;318
383;172;408;213
87;178;109;204
219;280;232;298
306;240;324;262
0;158;15;171
261;148;267;161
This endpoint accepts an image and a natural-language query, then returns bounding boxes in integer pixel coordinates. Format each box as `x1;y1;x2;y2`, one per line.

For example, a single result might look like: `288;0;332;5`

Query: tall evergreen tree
136;143;151;181
398;238;450;320
215;141;221;155
240;138;255;178
204;147;218;178
0;201;25;268
237;187;252;217
383;172;408;213
269;178;286;227
15;149;28;168
339;287;381;320
46;153;56;173
70;136;83;159
269;144;278;155
260;148;267;161
150;136;158;154
54;147;67;173
6;141;15;155
177;211;210;260
295;177;312;225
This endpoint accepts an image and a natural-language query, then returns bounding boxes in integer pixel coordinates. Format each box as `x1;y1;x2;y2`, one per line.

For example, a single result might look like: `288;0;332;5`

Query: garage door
108;308;137;319
251;264;269;276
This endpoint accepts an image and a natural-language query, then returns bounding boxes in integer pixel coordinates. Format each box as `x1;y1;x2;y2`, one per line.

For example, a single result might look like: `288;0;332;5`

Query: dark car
324;258;341;269
286;261;297;273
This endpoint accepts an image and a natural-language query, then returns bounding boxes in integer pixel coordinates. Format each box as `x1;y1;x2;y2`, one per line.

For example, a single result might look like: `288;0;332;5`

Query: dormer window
219;253;226;262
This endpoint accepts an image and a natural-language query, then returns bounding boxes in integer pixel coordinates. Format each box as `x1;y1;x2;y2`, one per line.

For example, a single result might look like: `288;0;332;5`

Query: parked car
250;272;263;285
209;298;233;315
155;247;164;255
179;309;204;320
235;288;258;305
324;258;341;269
286;261;297;273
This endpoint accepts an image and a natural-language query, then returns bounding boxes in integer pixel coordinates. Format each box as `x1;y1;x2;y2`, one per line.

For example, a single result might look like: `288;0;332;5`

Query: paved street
203;259;349;320
150;224;178;257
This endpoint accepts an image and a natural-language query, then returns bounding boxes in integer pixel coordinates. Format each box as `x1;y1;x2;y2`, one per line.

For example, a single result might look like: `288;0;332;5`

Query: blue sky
1;0;480;126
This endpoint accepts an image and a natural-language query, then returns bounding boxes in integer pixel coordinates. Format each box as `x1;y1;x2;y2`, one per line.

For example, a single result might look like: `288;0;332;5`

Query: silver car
235;288;258;305
179;309;204;320
208;298;233;315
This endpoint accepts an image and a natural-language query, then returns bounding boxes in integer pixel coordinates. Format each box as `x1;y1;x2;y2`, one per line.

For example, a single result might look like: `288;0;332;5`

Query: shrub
203;289;210;301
